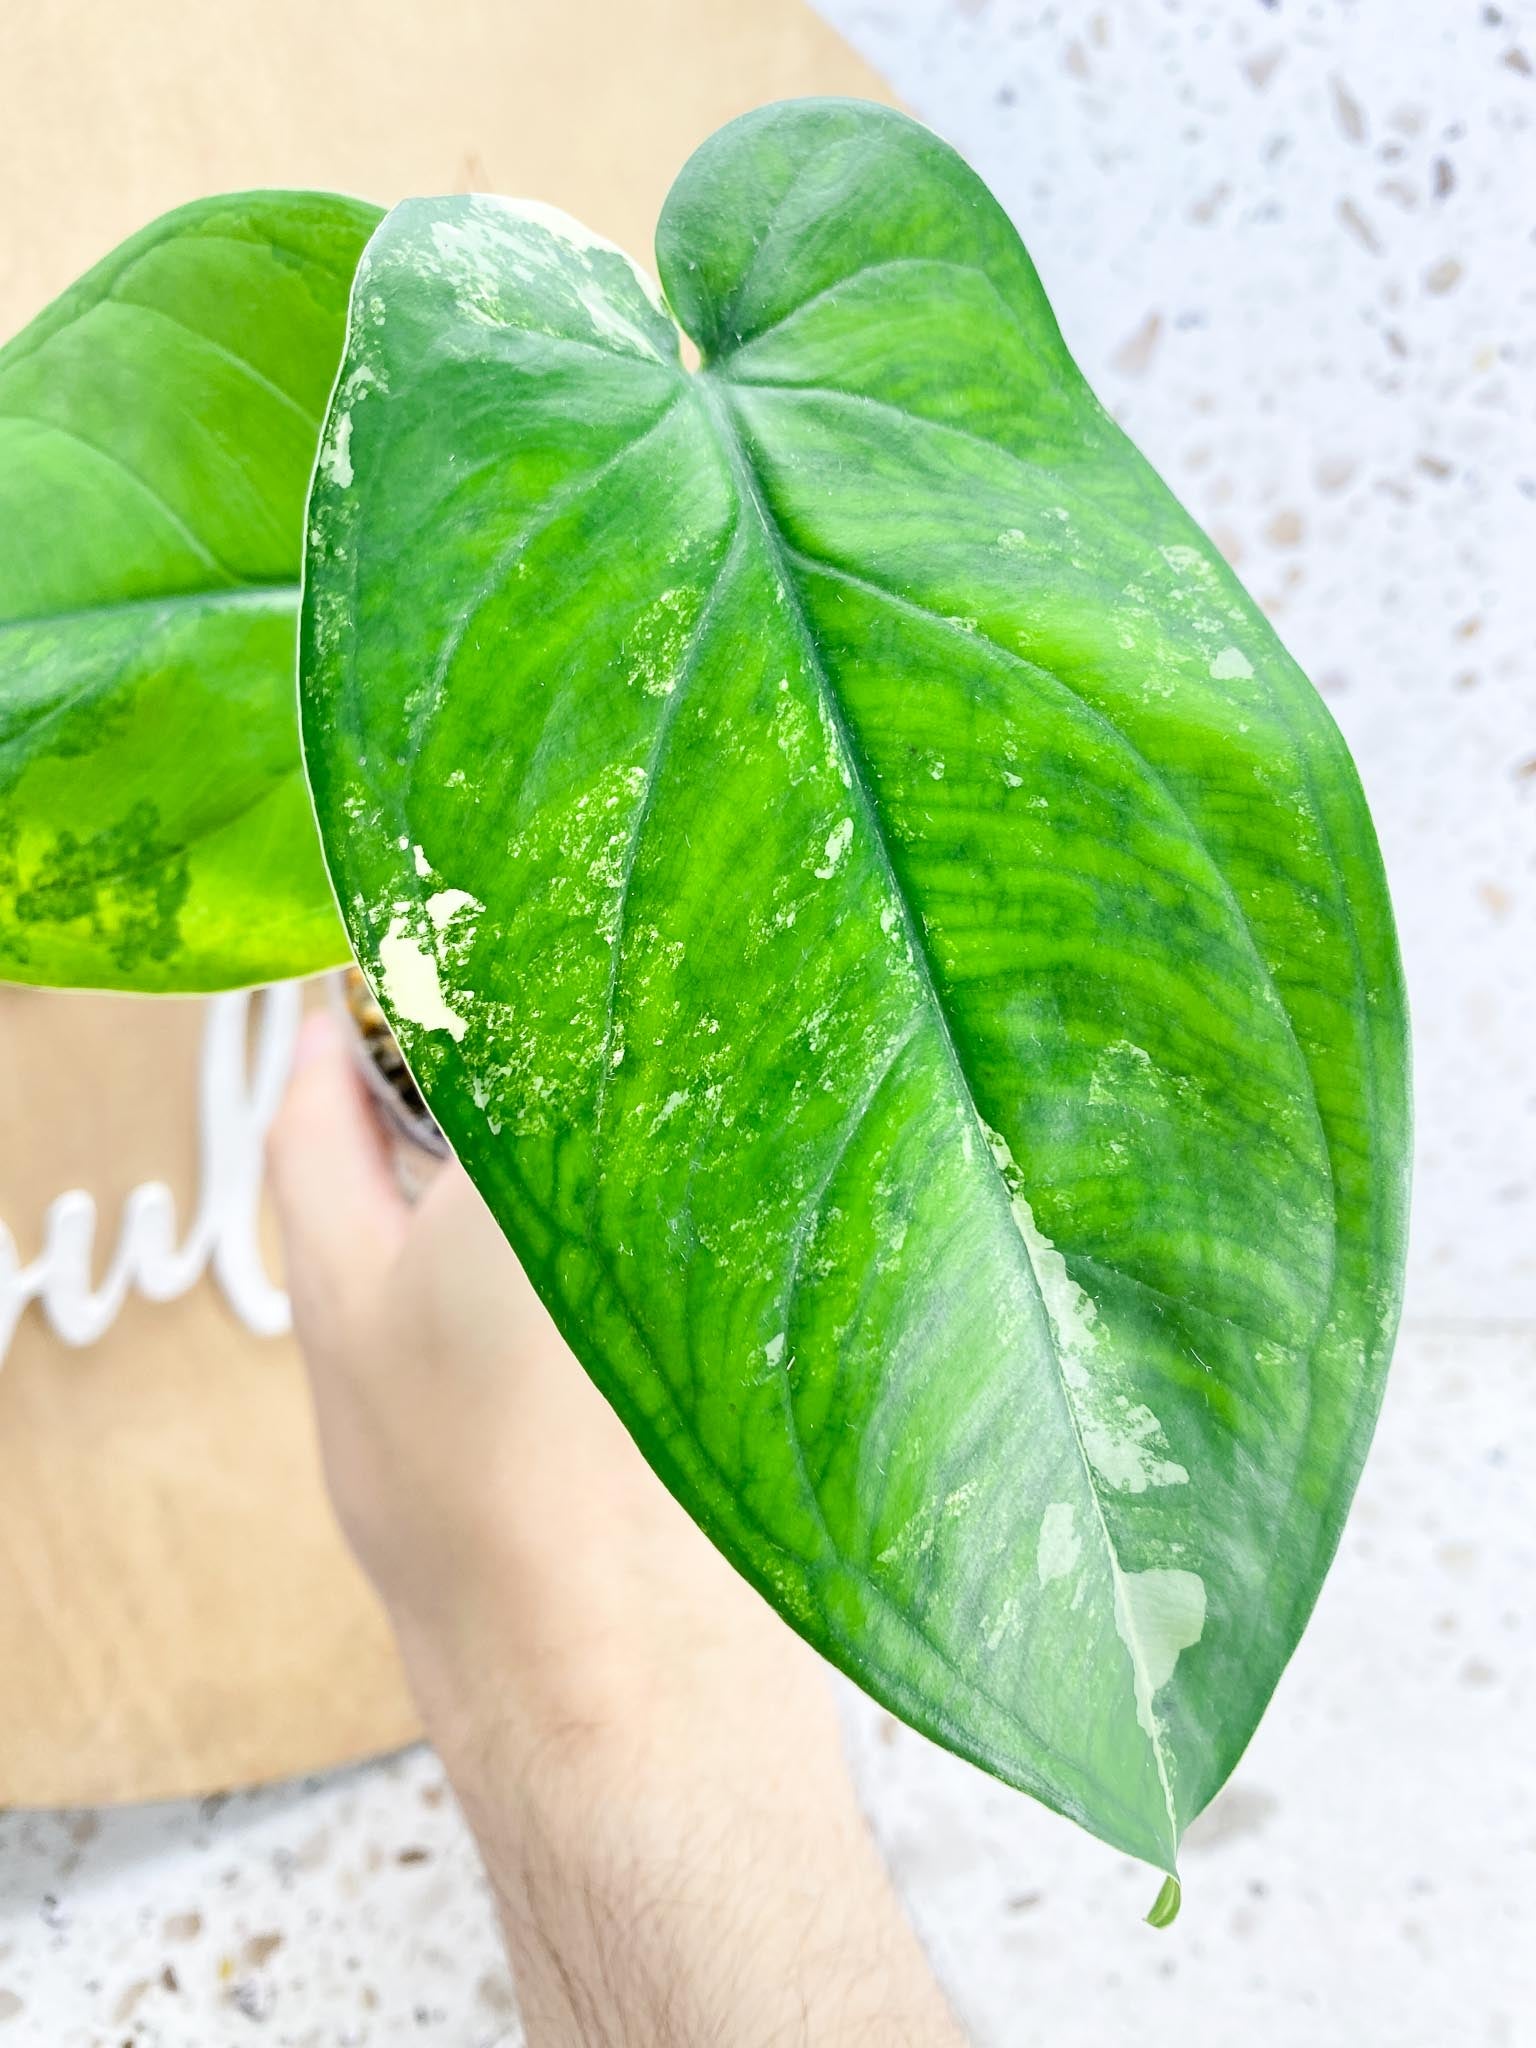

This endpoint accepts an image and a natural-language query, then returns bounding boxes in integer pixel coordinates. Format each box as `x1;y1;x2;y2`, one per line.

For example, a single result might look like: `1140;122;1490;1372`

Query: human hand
267;1006;966;2047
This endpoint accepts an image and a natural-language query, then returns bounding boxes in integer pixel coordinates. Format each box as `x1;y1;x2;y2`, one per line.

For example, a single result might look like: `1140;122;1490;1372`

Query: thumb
267;1003;410;1322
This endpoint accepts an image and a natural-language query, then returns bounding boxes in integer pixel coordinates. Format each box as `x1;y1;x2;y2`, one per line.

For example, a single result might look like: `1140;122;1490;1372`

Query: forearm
412;1639;967;2048
268;1052;965;2046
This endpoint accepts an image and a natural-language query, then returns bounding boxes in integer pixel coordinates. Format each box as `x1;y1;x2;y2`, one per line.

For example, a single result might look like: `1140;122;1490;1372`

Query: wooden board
0;0;888;1807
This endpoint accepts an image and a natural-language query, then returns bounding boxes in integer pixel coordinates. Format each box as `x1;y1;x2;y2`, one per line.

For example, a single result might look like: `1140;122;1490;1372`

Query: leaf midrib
727;371;1386;1324
692;369;1184;1855
0;581;295;638
721;364;1402;1665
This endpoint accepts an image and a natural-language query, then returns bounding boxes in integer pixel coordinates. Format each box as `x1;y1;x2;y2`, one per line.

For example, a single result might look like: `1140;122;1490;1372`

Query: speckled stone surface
1;3;1530;2041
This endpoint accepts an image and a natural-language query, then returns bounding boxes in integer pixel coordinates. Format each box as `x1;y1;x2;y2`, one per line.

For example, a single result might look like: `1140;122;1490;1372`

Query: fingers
409;1159;571;1362
267;1004;411;1318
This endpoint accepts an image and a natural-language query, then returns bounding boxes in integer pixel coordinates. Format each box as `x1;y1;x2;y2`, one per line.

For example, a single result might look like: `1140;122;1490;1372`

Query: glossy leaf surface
0;192;379;990
302;102;1410;1870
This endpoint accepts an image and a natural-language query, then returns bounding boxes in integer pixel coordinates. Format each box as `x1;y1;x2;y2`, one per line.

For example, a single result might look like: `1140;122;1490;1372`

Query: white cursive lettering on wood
0;984;300;1363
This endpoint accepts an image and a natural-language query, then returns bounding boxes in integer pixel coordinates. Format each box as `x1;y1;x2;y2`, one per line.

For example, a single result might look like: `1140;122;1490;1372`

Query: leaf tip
1145;1874;1182;1929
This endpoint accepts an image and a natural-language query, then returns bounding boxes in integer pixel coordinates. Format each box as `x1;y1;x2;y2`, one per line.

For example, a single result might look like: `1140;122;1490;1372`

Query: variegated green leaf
0;191;379;989
301;102;1410;1879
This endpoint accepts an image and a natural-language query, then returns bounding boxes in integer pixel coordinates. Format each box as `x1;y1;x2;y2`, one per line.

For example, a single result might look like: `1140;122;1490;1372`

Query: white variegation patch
1114;1566;1207;1741
377;917;469;1042
1037;1501;1081;1586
